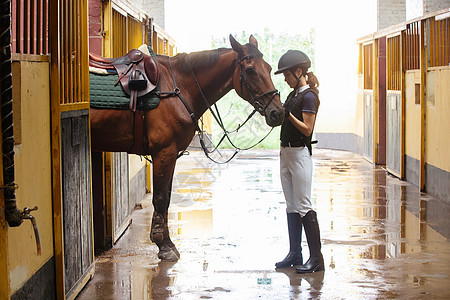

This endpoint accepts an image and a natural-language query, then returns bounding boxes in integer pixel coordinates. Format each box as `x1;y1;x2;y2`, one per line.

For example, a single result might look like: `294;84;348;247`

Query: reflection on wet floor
77;149;450;299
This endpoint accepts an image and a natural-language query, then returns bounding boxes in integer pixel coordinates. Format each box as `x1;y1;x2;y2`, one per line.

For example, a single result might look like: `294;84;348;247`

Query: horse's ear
230;34;244;56
249;35;258;49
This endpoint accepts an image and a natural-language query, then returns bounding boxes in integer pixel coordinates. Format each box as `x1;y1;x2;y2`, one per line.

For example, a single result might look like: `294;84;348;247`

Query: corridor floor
77;149;450;299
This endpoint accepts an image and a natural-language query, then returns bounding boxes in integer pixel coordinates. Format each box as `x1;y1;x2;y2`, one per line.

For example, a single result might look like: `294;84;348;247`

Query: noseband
238;54;280;116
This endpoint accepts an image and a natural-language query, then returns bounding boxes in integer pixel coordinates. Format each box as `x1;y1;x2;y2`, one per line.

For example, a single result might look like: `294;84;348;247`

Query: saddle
89;49;160;111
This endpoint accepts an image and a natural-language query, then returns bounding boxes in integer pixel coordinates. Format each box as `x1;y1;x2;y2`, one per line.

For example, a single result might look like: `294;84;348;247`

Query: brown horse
90;35;284;261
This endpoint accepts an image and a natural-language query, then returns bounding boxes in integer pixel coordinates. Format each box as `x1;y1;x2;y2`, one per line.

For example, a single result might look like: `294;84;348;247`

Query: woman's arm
288;112;316;137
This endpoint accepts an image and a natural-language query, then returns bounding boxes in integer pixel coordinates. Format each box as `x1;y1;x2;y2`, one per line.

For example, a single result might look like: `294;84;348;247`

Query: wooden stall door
386;34;402;178
387;92;402;177
60;110;94;297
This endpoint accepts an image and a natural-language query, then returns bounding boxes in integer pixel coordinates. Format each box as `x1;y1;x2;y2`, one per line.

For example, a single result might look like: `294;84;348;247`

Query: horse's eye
245;67;256;76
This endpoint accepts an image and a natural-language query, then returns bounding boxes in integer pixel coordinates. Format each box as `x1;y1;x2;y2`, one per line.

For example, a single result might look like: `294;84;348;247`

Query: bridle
156;53;279;163
237;54;280;117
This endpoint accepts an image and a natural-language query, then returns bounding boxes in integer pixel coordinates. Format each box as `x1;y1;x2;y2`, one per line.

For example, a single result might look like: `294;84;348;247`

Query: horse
90;35;285;261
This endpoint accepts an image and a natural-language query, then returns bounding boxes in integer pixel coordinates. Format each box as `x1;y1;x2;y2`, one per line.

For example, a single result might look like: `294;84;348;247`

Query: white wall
314;0;377;135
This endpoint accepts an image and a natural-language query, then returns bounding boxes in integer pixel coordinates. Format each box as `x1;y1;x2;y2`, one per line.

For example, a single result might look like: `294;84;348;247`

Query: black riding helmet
274;50;311;75
275;50;311;90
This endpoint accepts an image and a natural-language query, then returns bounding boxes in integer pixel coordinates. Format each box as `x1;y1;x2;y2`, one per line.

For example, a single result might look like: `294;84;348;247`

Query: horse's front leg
150;149;180;261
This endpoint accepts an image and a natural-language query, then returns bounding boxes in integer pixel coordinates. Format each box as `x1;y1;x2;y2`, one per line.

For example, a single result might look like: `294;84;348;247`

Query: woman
274;50;324;274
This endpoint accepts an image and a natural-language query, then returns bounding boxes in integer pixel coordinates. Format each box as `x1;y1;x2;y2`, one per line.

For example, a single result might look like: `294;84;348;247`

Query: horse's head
230;35;285;127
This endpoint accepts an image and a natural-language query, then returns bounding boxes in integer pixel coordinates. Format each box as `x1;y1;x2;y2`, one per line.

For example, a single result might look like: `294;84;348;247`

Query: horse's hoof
171;246;180;259
158;248;180;261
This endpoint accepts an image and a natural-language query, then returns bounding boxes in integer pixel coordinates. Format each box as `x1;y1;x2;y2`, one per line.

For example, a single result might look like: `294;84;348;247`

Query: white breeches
280;146;313;217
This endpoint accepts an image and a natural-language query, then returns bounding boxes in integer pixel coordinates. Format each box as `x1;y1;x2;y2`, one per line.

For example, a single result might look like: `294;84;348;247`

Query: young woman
274;50;324;274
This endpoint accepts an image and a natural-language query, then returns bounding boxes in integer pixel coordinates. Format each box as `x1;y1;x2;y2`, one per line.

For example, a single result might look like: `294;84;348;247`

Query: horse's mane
175;44;263;73
175;48;229;73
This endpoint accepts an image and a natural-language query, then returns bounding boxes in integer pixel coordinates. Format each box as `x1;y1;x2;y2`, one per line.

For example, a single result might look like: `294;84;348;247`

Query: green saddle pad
89;47;160;111
89;73;160;110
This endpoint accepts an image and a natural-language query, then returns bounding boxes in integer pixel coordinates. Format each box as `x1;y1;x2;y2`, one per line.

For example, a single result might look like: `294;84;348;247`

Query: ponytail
306;72;319;90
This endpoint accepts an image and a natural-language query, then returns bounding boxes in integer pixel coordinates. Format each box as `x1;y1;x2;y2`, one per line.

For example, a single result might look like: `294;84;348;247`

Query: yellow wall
404;71;421;161
8;60;53;295
129;154;146;179
425;67;450;172
0;194;9;299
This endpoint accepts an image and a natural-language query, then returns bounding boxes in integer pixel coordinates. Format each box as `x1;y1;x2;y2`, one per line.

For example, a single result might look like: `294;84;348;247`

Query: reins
156;54;278;164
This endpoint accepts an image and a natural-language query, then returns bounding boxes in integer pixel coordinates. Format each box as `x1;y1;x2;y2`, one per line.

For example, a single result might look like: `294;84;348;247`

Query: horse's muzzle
266;107;285;127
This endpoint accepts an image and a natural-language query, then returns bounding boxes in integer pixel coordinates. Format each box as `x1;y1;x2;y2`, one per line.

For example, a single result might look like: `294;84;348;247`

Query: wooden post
419;20;427;191
49;0;66;298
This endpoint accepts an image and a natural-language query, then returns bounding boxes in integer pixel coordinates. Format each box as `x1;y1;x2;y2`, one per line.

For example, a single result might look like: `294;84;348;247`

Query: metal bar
59;0;64;104
122;14;125;53
414;22;417;68
44;0;48;53
395;37;398;89
411;23;415;69
30;0;35;53
444;19;450;66
69;0;73;103
64;0;68;104
437;19;441;67
394;37;397;89
443;18;446;65
387;39;391;90
432;18;436;67
392;38;395;89
402;31;405;71
416;22;419;69
23;0;28;53
443;18;447;66
36;0;41;53
18;0;23;53
75;0;80;102
114;10;117;56
407;28;410;70
406;26;410;70
12;0;17;53
410;24;414;69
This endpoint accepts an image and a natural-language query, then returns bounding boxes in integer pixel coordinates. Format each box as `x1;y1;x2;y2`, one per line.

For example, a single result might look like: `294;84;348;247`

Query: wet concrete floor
77;149;450;299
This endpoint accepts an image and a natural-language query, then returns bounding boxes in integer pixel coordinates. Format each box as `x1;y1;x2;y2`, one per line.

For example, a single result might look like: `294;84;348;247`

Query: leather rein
156;54;278;163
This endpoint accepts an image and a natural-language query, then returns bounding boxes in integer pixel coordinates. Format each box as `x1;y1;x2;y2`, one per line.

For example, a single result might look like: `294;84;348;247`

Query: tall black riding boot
275;213;303;268
296;210;324;273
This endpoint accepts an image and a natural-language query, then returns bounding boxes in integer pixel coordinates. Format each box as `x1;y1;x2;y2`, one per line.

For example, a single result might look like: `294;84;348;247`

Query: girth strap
129;110;147;155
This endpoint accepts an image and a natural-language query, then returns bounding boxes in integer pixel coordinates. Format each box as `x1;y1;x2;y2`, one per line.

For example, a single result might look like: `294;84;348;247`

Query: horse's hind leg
150;150;180;261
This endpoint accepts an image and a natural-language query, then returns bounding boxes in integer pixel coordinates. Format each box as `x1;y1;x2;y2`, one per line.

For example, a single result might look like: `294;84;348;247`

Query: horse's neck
180;50;237;117
201;50;237;103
